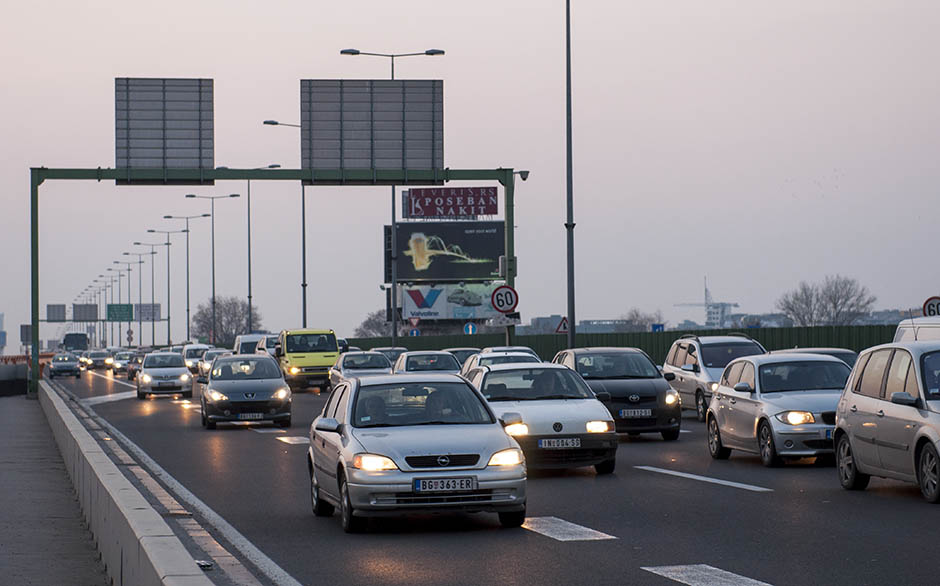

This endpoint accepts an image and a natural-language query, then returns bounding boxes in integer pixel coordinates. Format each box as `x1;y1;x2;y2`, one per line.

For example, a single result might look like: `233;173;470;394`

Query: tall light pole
148;228;188;345
565;0;577;349
185;193;239;344
107;264;128;347
114;259;137;347
134;241;167;346
123;252;148;348
245;164;280;333
162;214;210;341
262;120;308;327
339;47;445;344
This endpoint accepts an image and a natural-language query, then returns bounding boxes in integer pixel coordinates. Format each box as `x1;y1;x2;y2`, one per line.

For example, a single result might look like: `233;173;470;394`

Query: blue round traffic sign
463;322;478;335
409;329;420;337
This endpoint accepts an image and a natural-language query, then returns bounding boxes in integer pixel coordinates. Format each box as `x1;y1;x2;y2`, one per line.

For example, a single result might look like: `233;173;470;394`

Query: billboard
403;187;498;219
47;304;66;322
135;303;161;321
115;77;214;184
301;80;443;182
402;283;506;321
107;304;134;322
73;304;98;322
385;222;504;283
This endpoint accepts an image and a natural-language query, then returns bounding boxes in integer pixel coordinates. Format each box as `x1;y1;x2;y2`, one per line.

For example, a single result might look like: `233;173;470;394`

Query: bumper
345;466;526;515
514;433;618;469
285;370;330;388
203;399;291;422
771;422;835;456
605;401;682;433
139;382;193;395
49;367;80;376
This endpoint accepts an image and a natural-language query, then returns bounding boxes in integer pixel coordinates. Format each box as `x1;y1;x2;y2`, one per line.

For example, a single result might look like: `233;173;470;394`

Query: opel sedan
392;351;461;375
308;374;527;532
137;352;193;399
328;352;392;389
199;355;291;429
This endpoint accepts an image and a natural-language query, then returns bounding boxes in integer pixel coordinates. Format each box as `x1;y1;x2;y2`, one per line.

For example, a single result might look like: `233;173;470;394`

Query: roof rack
678;334;699;341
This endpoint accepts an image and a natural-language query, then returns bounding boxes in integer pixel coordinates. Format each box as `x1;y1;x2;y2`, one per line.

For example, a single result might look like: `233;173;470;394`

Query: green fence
348;325;897;363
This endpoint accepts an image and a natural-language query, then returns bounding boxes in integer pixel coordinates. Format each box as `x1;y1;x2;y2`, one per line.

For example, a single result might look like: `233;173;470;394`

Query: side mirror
274;345;282;357
890;392;919;407
733;382;753;393
196;376;208;384
315;418;341;433
500;412;523;426
663;372;676;382
594;391;611;402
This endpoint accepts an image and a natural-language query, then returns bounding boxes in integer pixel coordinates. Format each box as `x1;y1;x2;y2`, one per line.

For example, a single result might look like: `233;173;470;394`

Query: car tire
278;418;292;428
918;443;940;503
836;434;869;490
75;373;80;379
339;474;366;533
707;416;731;460
310;467;335;517
661;429;680;442
758;421;783;467
498;509;526;528
136;389;145;400
594;458;616;475
695;392;707;422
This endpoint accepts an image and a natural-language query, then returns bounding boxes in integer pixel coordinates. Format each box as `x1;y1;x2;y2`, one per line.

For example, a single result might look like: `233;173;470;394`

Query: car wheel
836;434;869;490
310;467;335;517
918;443;940;503
707;416;731;459
498;508;526;528
758;421;782;467
278;417;292;428
75;373;80;379
136;389;145;400
661;429;680;442
339;474;366;533
594;458;616;475
695;392;707;422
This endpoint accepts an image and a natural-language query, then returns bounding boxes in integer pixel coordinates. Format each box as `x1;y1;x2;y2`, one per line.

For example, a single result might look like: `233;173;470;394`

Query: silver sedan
328;352;392;389
137;352;194;399
308;374;527;532
391;351;462;375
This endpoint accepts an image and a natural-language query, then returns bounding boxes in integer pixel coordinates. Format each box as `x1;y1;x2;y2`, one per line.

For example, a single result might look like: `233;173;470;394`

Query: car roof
737;353;847;366
342;351;386;357
770;347;856;354
478;351;540;358
442;347;480;352
897;317;940;326
482;362;567;372
402;350;457;356
236;334;264;341
567;347;646;354
862;340;940;354
691;336;763;345
282;329;334;336
358;373;466;386
369;346;408;351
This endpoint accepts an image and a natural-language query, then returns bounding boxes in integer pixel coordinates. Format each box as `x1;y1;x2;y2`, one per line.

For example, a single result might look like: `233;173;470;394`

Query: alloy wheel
921;446;939;500
838;438;854;484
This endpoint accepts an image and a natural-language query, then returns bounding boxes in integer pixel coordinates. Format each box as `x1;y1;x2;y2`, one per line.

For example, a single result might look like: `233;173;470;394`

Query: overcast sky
1;0;938;349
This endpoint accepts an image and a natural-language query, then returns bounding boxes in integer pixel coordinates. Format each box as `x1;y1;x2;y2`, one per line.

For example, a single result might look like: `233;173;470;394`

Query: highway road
51;369;940;586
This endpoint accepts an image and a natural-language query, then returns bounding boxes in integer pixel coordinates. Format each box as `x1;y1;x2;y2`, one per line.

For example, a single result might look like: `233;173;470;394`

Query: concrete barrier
39;381;213;586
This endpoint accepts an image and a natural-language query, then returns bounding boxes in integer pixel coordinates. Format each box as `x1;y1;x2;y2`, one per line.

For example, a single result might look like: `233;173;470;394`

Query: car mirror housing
594;391;611;402
733;382;753;393
315;418;341;433
890;391;919;407
196;376;208;385
274;344;283;357
500;412;523;426
663;372;676;381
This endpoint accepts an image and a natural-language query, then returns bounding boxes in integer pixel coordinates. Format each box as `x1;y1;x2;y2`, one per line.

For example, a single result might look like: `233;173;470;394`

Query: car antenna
908;308;918;341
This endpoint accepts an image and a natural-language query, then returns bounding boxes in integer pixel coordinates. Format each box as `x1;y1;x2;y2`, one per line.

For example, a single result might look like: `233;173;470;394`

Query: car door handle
729;398;736;404
877;410;884;418
850;405;857;413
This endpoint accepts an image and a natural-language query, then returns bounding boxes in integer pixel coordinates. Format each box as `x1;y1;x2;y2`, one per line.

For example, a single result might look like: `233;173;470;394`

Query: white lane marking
634;466;773;493
521;516;616;541
82;390;138;405
642;564;772;586
86;370;137;388
251;428;287;434
276;436;310;445
680;430;692;434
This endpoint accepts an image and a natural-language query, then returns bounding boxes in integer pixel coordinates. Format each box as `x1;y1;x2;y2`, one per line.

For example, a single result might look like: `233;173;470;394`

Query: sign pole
503;169;515;345
29;168;41;397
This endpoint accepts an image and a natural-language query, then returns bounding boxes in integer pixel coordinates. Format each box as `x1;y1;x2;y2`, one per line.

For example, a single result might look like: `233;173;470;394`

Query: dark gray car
199;355;292;429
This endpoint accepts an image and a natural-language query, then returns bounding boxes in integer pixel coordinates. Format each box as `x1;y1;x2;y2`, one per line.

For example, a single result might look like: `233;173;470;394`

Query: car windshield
286;334;337;353
758;361;850;393
481;368;594;401
54;355;77;362
204;350;226;361
90;351;108;358
212;358;281;380
479;355;539;367
185;348;207;359
700;342;763;368
406;354;460;371
352;382;492;427
575;352;660;379
343;354;391;369
922;351;940;400
143;354;185;368
115;352;133;360
265;338;277;348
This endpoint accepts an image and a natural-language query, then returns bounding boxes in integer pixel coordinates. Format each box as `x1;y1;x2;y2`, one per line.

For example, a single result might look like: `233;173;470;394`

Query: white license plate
414;477;478;493
619;409;652;418
238;413;263;420
538;438;581;449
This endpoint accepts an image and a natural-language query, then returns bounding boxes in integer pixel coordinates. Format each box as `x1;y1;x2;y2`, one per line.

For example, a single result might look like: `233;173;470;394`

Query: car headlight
141;374;152;384
709;382;719;392
504;422;529;436
352;453;398;471
208;390;228;402
273;388;290;400
105;357;114;364
664;390;679;405
488;448;524;467
185;360;194;367
776;411;815;425
180;373;191;382
289;366;300;375
586;420;613;433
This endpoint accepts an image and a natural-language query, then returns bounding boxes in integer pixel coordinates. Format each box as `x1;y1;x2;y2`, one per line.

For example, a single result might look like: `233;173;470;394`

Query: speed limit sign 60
924;297;940;317
491;285;519;314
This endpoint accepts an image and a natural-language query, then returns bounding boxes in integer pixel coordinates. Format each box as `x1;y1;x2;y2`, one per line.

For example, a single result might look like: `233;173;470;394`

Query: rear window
238;342;258;354
479;355;539;367
185;348;207;358
406;354;460;371
700;342;763;369
343;354;391;369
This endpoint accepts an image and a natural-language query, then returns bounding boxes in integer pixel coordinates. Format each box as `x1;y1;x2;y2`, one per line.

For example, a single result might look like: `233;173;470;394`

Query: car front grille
528;448;612;465
405;454;480;468
378;489;511;506
615;417;658;428
820;411;836;425
611;396;658;407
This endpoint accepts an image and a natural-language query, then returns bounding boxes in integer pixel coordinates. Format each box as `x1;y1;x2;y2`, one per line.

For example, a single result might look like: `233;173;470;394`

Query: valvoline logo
407;289;441;309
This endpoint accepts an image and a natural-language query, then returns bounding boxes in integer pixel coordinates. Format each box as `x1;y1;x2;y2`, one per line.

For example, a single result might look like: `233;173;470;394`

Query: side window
739;363;755;389
322;385;342;417
666;344;678;366
849;353;872;394
331;385;350;422
723;362;744;387
884;351;913;399
685;344;699;367
904;363;920;399
857;350;891;399
673;344;688;366
554;352;567;365
471;371;486;388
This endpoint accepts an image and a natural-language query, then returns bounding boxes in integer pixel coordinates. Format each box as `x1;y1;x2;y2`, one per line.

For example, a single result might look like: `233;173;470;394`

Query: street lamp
184;193;239;345
113;259;137;347
340;46;445;344
565;0;577;349
123;252;149;348
134;241;168;346
107;264;129;347
147;228;189;345
162;214;210;341
245;164;280;333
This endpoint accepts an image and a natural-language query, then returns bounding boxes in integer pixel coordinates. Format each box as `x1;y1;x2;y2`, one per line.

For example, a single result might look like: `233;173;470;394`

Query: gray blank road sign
135;303;161;321
46;304;66;322
73;304;98;321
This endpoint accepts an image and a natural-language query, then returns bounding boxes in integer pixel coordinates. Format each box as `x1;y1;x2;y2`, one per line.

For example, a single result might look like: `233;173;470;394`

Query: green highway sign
107;304;134;322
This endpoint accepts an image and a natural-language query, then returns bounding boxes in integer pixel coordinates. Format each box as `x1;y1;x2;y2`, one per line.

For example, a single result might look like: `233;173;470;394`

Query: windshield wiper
357;423;396;428
415;420;470;425
485;395;521;401
528;394;583;400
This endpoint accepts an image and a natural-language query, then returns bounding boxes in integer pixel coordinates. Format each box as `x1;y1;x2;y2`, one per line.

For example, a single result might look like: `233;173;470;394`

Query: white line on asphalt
642;564;773;586
276;436;310;445
521;516;616;541
86;370;137;389
634;466;773;493
680;430;692;434
251;428;287;434
82;390;138;405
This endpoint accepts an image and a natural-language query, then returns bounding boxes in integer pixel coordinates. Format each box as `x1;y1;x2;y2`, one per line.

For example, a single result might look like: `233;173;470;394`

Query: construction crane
674;277;740;329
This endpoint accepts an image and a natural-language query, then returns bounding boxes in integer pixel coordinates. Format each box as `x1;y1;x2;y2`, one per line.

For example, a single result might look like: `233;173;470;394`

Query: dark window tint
700;342;764;369
343;354;391;369
406;354;460;371
211;358;281;380
239;342;259;354
143;354;185;368
921;351;940;400
287;334;338;353
857;350;891;398
885;351;912;399
575;352;659;379
739;363;756;389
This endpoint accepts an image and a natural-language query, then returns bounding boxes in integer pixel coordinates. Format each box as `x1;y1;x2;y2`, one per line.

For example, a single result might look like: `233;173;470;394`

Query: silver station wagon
834;341;940;502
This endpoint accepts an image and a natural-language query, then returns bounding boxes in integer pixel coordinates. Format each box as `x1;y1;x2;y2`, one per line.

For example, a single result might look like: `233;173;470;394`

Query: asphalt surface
58;368;940;586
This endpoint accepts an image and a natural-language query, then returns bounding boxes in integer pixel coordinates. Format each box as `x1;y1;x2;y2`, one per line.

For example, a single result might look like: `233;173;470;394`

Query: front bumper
139;381;193;395
514;432;618;469
346;465;526;515
49;367;80;376
604;399;681;433
203;398;291;422
285;368;330;388
771;421;835;457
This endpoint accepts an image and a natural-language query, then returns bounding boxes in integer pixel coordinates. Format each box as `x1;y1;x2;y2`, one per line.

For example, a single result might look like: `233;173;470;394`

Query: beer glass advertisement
385;222;504;282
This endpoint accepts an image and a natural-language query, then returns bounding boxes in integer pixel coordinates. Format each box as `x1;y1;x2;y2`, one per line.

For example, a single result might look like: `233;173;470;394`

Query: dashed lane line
85;370;137;388
522;516;616;541
642;564;772;586
251;428;287;434
634;466;773;493
276;436;310;445
82;390;138;405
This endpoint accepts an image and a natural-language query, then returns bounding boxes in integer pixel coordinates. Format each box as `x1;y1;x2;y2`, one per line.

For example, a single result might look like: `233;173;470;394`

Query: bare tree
614;308;664;333
777;281;821;326
191;296;262;348
354;309;392;338
818;274;876;325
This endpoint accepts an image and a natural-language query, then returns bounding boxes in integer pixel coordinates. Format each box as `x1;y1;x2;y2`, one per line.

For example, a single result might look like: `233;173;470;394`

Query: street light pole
245;164;279;333
135;241;165;346
185;194;239;344
565;0;577;349
148;228;188;345
163;214;210;341
339;47;445;344
123;252;147;348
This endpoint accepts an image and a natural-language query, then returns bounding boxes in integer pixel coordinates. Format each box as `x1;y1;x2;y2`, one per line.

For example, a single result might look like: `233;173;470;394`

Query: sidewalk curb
39;381;213;586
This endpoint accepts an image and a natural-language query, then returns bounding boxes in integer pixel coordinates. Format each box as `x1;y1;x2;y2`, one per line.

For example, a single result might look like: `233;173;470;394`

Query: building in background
0;312;6;354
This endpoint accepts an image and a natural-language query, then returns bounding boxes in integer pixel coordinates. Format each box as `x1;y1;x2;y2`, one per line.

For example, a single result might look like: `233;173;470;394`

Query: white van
894;317;940;342
233;334;264;355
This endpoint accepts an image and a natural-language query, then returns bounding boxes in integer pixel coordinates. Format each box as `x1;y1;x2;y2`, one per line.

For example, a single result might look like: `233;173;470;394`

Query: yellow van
275;329;339;391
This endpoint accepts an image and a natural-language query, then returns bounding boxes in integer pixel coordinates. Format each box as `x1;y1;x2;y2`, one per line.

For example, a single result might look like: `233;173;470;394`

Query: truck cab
276;329;339;391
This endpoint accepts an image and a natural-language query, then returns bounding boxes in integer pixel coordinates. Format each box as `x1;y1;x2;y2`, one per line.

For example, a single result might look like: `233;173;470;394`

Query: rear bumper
514;433;618;469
